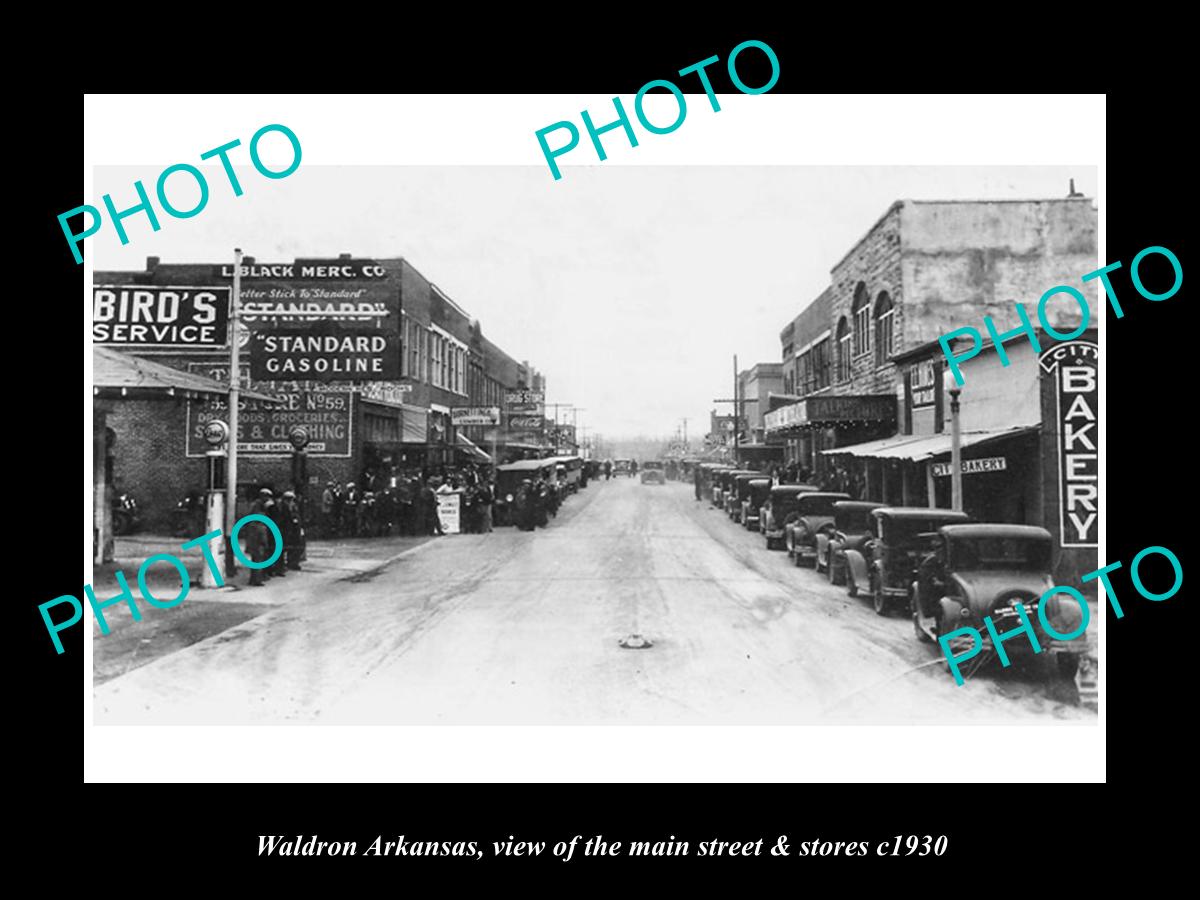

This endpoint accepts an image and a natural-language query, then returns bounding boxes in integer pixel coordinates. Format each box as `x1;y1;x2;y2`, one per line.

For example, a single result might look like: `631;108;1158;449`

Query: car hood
949;572;1052;613
796;514;835;531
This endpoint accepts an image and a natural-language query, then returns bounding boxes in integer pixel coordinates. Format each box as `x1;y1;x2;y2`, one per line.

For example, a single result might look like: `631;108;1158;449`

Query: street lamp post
948;383;963;512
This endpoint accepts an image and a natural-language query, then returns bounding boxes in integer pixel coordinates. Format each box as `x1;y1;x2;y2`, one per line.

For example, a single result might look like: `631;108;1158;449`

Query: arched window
851;282;870;358
874;291;895;366
836;316;851;383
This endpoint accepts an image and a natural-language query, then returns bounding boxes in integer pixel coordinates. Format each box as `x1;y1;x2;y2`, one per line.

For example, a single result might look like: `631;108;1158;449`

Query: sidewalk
92;532;433;685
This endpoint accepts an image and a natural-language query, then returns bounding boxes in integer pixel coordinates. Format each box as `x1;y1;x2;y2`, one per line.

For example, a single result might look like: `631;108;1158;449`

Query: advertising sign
249;321;401;381
185;363;353;457
909;359;938;409
451;407;501;426
93;285;230;348
1040;340;1098;548
505;390;545;405
931;457;1007;477
436;491;461;534
507;416;544;430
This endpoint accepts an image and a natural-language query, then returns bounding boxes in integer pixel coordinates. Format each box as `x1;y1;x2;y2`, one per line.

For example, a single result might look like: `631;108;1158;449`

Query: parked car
613;458;633;477
493;460;558;525
911;523;1083;677
740;478;773;530
820;500;885;582
716;468;756;511
843;507;971;615
785;492;851;566
761;484;820;550
728;473;763;519
640;461;666;484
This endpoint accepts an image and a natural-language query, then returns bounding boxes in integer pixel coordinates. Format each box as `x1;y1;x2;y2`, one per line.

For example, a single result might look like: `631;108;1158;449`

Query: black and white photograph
88;163;1100;727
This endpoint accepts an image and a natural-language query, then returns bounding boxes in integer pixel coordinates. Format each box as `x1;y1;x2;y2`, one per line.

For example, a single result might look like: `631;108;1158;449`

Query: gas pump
201;419;229;587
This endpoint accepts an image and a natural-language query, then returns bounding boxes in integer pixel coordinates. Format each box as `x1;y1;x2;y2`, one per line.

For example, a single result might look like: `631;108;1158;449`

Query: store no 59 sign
1040;340;1097;547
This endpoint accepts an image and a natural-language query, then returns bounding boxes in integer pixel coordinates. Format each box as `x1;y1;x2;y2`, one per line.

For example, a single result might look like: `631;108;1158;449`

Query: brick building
95;254;542;529
764;195;1098;584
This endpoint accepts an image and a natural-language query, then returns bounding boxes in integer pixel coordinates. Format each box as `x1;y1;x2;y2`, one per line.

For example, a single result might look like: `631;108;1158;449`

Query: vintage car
820;500;885;582
725;472;762;518
715;468;756;510
911;523;1083;677
613;458;634;477
545;455;584;493
740;478;773;530
785;492;851;565
709;465;734;506
493;459;558;526
728;473;763;520
843;507;971;615
640;460;666;484
761;484;820;550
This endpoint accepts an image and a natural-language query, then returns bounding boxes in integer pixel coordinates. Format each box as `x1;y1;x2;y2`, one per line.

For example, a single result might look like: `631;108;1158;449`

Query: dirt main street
94;479;1094;724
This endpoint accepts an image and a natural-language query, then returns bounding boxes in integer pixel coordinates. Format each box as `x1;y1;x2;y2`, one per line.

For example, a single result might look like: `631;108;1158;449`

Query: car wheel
846;571;858;598
872;577;888;616
829;558;840;585
1057;654;1080;679
815;549;826;574
112;511;132;536
912;596;933;643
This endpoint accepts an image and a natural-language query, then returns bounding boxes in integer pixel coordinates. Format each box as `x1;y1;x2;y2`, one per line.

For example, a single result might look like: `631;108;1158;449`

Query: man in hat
280;490;304;571
245;488;276;586
321;481;339;538
342;482;360;537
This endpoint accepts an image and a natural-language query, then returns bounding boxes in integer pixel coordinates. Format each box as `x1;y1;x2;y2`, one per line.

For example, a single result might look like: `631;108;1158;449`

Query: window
813;337;831;390
836;317;851;383
419;329;429;383
851;282;870;358
874;291;895;366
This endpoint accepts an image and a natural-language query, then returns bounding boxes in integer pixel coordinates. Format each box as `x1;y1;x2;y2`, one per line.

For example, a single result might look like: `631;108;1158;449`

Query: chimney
339;252;352;260
243;255;256;266
146;256;160;271
1067;178;1084;199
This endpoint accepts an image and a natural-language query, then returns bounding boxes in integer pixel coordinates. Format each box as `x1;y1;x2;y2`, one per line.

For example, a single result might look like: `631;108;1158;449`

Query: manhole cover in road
618;633;654;650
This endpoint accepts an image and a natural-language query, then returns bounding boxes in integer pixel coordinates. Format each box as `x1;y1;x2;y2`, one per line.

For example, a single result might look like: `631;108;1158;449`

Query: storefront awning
93;347;284;403
456;432;492;462
401;405;428;444
821;425;1038;462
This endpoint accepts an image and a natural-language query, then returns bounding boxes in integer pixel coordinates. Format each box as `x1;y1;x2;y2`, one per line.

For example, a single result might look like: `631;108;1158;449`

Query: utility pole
224;247;242;576
712;354;757;465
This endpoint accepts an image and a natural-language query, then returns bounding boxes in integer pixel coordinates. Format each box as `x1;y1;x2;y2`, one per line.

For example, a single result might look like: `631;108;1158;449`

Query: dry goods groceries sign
185;363;353;457
93;285;230;347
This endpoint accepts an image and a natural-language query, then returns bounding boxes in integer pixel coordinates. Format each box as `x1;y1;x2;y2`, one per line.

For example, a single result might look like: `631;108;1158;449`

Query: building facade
94;254;543;529
764;196;1098;584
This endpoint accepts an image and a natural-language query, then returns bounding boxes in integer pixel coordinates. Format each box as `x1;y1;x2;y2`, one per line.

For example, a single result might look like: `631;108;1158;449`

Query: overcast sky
93;165;1097;441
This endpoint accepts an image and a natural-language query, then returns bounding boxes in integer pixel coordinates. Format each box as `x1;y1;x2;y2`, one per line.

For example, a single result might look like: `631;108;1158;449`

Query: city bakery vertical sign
1040;340;1097;547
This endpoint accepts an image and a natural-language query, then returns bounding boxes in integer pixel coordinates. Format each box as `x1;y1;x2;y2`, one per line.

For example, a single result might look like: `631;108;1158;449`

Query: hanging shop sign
931;456;1007;477
909;359;938;409
505;390;545;405
1039;340;1098;548
92;285;230;348
451;407;501;426
185;362;353;458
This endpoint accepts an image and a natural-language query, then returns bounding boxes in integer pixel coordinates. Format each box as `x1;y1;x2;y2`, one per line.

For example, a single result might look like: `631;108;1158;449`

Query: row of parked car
696;464;1084;680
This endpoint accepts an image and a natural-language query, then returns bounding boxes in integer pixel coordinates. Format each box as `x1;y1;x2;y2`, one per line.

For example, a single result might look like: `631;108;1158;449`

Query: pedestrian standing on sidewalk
422;478;445;536
342;482;359;537
245;489;275;586
268;489;289;578
478;478;494;532
321;481;337;538
280;490;304;571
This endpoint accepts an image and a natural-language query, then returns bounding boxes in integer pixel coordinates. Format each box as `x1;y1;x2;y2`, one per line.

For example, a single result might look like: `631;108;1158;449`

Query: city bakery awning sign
1040;340;1097;547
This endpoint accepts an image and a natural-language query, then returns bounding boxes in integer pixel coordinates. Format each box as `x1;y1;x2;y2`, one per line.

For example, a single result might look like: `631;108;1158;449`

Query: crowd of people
317;464;496;538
